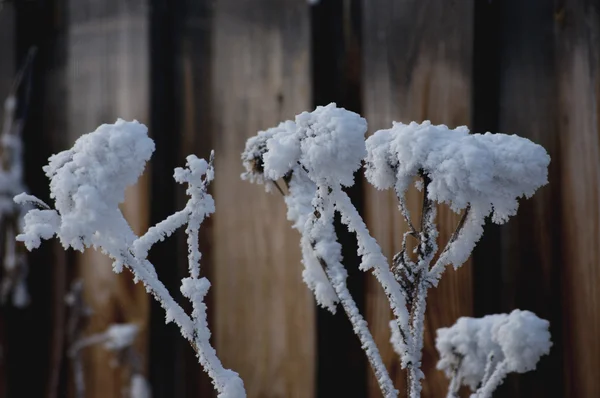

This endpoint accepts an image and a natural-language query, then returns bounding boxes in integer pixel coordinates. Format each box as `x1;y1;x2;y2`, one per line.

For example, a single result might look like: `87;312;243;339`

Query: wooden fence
0;0;598;397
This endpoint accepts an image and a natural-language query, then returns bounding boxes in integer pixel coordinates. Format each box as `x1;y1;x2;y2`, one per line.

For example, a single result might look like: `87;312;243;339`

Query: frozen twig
15;121;245;398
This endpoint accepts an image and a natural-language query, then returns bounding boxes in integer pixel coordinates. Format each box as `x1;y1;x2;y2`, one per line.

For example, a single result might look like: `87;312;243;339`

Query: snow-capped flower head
241;122;296;189
435;310;552;391
26;119;154;251
365;121;550;223
295;103;367;187
242;103;367;188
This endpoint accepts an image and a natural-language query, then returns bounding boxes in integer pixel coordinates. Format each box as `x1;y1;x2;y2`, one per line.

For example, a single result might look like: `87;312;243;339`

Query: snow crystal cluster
15;120;246;398
436;310;552;397
242;104;551;398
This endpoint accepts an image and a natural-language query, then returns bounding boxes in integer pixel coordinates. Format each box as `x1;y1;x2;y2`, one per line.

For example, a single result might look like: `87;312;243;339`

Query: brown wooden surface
0;3;15;396
556;2;600;397
362;1;474;396
482;2;564;397
66;1;150;396
2;1;600;397
211;1;315;397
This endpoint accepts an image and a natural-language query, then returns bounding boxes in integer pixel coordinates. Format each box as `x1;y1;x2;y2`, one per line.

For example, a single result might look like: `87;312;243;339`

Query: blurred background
0;0;598;397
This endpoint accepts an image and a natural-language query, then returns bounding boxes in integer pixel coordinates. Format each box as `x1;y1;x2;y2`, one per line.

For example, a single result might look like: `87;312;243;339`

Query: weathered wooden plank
480;2;564;397
362;1;474;396
0;3;15;396
66;1;150;397
555;1;600;397
211;1;314;397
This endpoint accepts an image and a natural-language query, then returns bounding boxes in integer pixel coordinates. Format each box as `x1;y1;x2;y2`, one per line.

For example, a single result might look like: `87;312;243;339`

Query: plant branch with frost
14;120;245;398
435;310;552;398
242;104;551;398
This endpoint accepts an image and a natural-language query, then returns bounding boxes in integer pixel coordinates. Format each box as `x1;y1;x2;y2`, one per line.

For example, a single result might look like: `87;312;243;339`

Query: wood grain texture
362;1;474;396
555;1;600;397
486;2;564;397
67;1;150;396
211;1;314;397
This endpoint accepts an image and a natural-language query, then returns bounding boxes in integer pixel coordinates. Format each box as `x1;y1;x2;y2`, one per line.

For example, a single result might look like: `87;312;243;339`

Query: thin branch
427;204;471;284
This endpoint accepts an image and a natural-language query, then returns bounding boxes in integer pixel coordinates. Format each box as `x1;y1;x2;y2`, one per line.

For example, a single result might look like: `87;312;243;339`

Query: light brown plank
211;1;315;397
67;1;150;396
362;1;474;396
556;2;600;397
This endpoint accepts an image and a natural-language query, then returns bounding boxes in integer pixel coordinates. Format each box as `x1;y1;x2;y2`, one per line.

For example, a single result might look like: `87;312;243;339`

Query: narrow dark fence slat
483;2;564;397
0;3;15;395
311;1;367;397
148;1;185;397
8;1;67;397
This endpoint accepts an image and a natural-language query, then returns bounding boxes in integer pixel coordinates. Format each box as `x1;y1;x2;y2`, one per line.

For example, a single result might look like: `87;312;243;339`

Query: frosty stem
398;173;470;398
281;177;397;398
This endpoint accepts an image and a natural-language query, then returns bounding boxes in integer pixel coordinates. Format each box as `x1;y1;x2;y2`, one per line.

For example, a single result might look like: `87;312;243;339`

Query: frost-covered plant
436;310;552;398
242;103;550;398
14;120;246;398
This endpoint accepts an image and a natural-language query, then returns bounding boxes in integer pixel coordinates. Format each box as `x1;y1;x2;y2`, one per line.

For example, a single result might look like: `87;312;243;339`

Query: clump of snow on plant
436;309;552;395
16;119;154;252
365;121;550;281
16;120;246;398
365;121;549;222
241;103;370;311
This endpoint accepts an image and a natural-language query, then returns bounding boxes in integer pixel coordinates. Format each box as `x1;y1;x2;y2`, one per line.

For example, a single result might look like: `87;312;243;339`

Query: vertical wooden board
488;1;563;397
0;3;14;97
211;1;314;397
555;2;600;397
0;3;14;395
362;1;474;396
67;1;150;397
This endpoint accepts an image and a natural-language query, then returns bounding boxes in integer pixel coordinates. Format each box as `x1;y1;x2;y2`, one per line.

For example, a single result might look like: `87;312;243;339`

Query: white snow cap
242;103;368;188
16;119;154;251
365;121;550;223
435;309;552;391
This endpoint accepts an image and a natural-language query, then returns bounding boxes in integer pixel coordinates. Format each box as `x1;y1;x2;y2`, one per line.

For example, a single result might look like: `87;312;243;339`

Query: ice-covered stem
307;184;397;398
241;106;400;398
14;121;245;398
